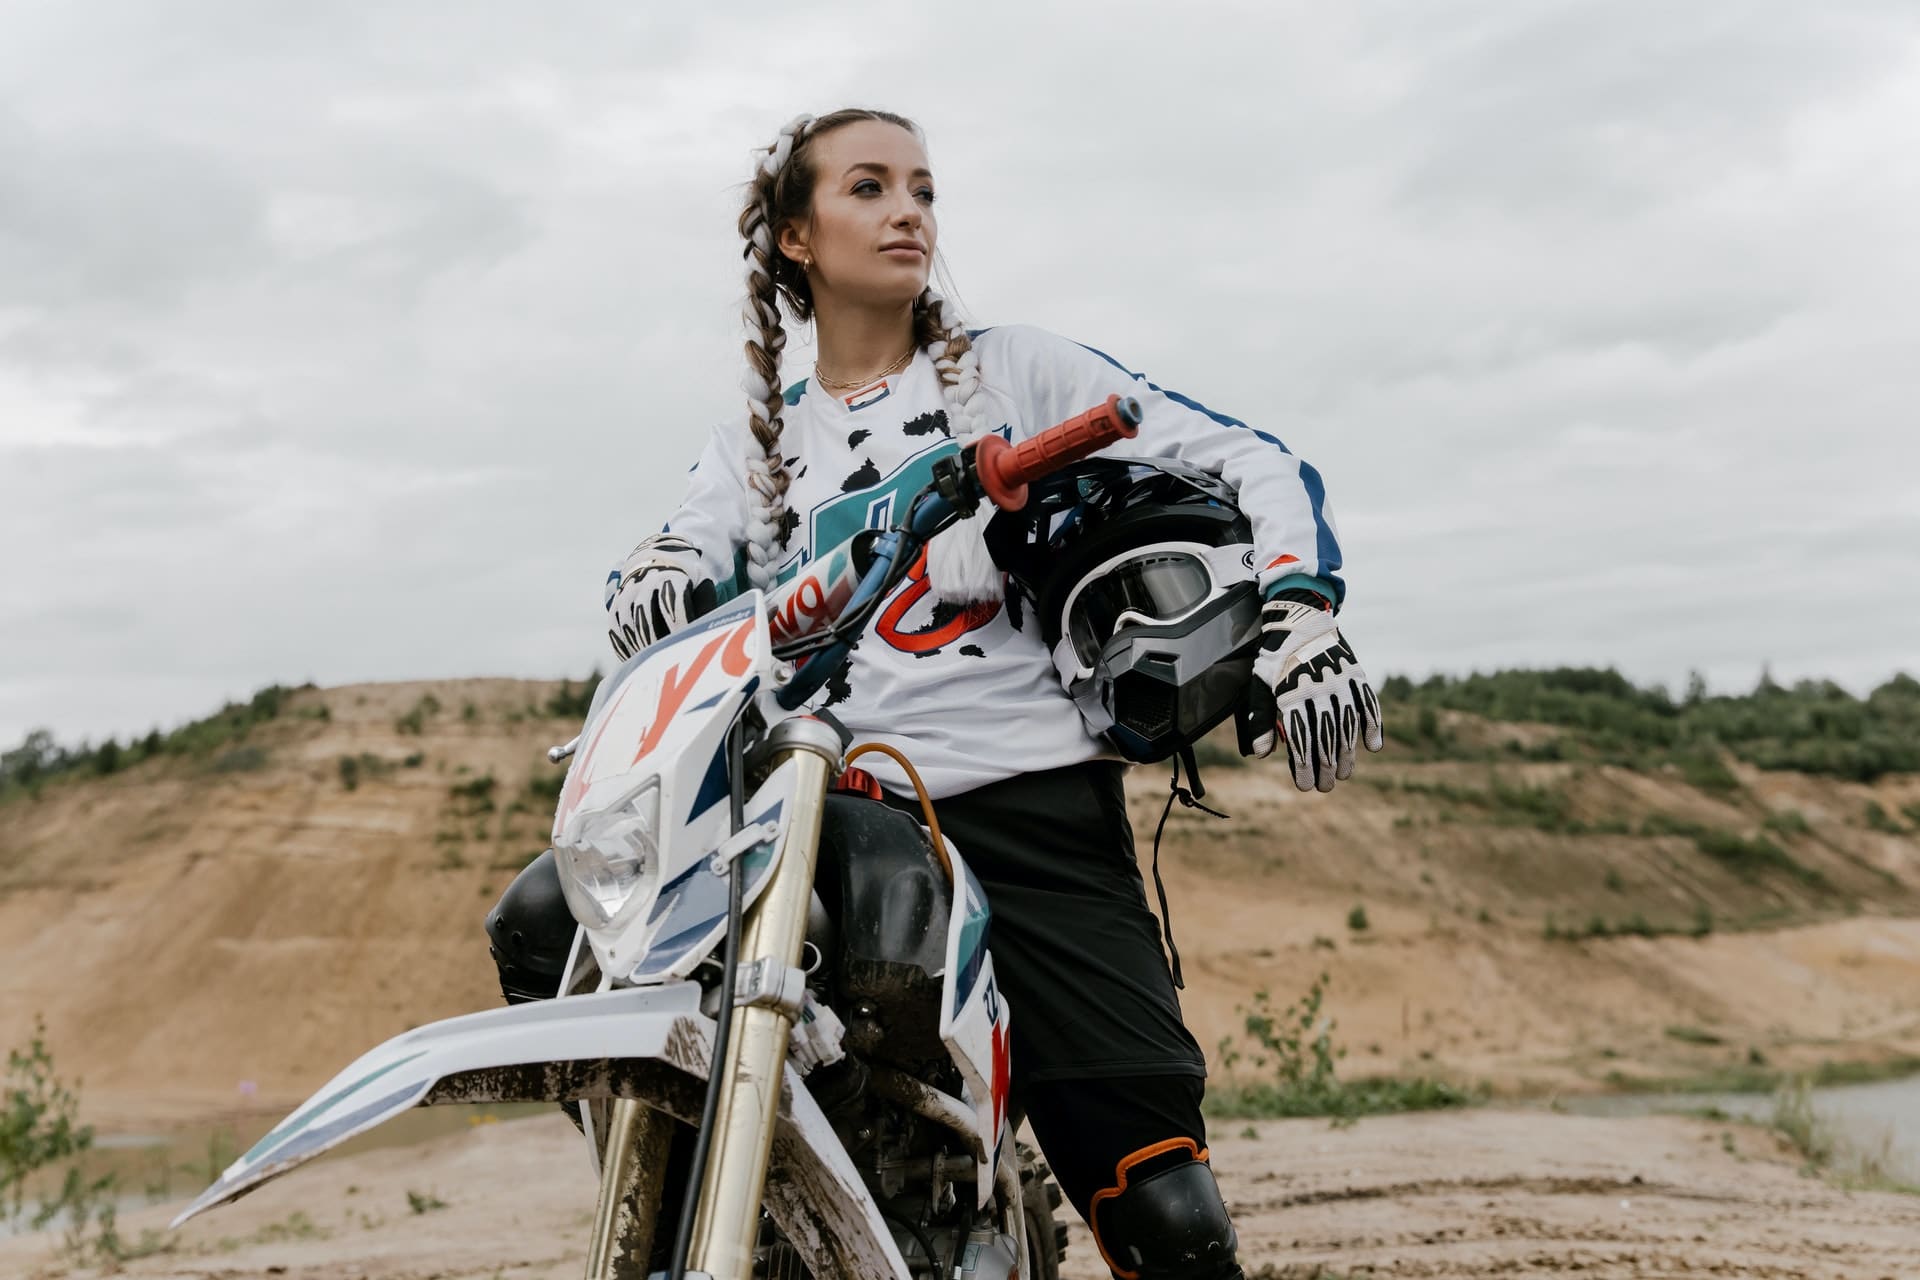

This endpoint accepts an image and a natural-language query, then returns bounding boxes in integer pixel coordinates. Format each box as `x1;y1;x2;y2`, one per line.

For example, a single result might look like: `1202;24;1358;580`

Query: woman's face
780;120;937;311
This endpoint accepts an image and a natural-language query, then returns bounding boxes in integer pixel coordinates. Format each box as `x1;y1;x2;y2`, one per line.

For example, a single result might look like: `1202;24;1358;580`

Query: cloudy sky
3;0;1917;746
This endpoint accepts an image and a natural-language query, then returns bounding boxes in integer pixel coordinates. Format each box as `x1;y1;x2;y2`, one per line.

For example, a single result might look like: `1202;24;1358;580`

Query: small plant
1603;868;1624;893
1665;1025;1726;1046
449;772;498;814
211;745;269;773
338;755;361;791
1208;974;1480;1120
461;701;479;723
1764;808;1812;835
546;672;604;720
1;1019;128;1262
1678;745;1741;794
1693;828;1824;886
1864;802;1906;834
1346;904;1370;932
176;1128;240;1190
1771;1077;1833;1172
406;1188;449;1214
396;692;444;736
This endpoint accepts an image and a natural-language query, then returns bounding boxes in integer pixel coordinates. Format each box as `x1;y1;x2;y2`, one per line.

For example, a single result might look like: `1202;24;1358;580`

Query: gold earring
803;255;813;271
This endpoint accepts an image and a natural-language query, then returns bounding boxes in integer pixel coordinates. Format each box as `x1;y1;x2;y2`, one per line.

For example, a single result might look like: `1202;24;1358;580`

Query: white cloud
2;0;1917;744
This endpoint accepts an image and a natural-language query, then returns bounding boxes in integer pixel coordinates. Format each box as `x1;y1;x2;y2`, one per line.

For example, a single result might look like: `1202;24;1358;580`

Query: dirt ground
8;679;1920;1276
5;1107;1917;1279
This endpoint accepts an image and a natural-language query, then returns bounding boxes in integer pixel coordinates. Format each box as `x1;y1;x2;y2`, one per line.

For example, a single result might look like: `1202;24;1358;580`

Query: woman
546;108;1380;1280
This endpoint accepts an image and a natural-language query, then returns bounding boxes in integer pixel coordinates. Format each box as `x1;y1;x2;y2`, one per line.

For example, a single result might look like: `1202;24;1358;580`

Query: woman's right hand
604;534;703;660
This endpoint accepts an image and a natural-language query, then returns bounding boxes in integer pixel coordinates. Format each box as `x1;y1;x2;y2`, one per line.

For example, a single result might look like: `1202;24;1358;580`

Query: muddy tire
1020;1143;1069;1280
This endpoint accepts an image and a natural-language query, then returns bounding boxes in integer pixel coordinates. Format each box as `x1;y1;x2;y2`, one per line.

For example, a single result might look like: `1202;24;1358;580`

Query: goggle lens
1067;552;1214;667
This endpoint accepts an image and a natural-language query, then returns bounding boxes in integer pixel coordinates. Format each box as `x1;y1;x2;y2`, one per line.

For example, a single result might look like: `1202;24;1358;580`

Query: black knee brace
484;849;577;1004
1088;1141;1240;1280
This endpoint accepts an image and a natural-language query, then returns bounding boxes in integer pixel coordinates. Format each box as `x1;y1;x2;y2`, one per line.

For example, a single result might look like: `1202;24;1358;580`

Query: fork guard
170;981;911;1279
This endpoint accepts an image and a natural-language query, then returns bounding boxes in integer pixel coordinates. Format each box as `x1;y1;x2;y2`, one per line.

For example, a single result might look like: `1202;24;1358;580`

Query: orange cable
844;742;952;883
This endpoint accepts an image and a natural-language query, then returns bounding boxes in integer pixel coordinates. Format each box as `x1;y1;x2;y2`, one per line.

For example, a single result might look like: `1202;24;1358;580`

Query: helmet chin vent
1117;671;1178;739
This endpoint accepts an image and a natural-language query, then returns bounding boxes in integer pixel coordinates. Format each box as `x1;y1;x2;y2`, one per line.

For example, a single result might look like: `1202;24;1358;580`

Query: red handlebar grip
976;394;1142;511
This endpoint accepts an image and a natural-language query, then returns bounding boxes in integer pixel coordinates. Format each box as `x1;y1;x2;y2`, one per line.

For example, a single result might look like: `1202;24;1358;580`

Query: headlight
553;777;662;930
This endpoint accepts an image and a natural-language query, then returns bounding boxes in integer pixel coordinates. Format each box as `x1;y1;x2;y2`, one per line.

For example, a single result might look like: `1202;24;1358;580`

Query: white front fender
171;984;911;1280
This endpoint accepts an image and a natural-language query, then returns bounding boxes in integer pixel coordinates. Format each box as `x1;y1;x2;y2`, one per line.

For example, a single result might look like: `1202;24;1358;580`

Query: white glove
788;992;847;1076
604;535;702;661
1243;593;1384;792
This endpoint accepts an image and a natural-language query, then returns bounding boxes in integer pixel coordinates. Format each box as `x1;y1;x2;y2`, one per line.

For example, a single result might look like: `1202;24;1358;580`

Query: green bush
546;671;604;720
1693;829;1823;885
2;1019;135;1262
1764;809;1812;835
1207;974;1481;1119
395;693;443;736
1384;667;1920;782
1864;802;1906;834
1678;745;1741;794
449;773;498;814
211;745;269;774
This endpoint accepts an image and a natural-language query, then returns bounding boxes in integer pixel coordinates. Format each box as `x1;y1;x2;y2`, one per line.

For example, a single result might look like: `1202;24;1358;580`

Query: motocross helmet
984;457;1262;762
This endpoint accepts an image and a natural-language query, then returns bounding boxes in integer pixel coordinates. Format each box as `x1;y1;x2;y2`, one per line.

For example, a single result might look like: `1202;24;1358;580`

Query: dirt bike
169;396;1145;1280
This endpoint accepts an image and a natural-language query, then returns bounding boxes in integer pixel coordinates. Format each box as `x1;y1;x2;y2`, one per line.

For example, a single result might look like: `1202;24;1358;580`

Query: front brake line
666;714;750;1280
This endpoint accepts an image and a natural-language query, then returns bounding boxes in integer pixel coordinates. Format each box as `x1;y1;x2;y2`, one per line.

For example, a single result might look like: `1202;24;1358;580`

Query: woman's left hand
1238;595;1385;792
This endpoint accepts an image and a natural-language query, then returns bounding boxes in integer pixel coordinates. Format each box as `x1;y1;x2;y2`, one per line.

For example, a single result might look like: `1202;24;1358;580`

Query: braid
737;114;815;591
730;108;1001;601
917;289;987;445
917;289;1006;602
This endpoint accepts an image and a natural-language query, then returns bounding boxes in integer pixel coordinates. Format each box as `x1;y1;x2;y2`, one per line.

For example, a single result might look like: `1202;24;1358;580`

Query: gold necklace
813;343;916;392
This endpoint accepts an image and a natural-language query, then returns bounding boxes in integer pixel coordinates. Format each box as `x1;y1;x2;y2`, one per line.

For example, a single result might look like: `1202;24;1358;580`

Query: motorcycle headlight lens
554;778;662;930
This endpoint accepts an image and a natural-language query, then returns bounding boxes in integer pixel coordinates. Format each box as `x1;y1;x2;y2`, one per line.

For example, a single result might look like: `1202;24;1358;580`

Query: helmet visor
1066;551;1215;669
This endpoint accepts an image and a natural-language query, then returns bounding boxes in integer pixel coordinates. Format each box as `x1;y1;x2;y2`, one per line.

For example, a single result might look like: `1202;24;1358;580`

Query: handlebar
767;394;1145;707
974;393;1142;511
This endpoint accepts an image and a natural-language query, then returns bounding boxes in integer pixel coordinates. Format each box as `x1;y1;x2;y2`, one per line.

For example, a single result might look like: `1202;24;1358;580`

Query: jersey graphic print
785;429;1003;661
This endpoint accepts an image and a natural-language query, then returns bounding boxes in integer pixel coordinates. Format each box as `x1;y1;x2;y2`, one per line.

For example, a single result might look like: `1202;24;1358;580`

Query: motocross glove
1239;590;1384;792
604;534;702;661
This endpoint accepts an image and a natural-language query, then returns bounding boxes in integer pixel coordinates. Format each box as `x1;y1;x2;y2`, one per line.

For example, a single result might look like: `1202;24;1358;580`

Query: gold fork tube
686;746;833;1280
584;1098;671;1280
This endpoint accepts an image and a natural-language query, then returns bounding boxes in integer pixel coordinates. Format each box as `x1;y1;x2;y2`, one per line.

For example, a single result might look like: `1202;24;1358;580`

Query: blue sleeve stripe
1075;342;1343;587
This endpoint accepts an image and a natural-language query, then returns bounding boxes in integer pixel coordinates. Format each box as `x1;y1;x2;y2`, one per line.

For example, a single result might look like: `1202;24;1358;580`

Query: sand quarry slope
4;678;1920;1273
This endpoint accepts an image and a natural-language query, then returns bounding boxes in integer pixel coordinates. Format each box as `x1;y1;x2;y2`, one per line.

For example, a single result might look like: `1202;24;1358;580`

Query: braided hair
736;110;1003;601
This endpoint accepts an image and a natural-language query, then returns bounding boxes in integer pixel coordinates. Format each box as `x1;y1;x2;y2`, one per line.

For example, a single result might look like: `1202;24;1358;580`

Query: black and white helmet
985;458;1263;762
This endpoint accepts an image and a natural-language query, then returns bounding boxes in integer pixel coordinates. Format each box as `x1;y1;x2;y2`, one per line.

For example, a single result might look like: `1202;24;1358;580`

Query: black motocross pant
872;761;1211;1224
488;760;1220;1251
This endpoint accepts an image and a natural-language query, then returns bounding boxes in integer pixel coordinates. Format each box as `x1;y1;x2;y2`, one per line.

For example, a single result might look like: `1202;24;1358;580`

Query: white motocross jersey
634;324;1344;799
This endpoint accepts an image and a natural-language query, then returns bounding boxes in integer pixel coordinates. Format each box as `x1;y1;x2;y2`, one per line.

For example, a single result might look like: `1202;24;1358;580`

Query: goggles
1051;540;1255;684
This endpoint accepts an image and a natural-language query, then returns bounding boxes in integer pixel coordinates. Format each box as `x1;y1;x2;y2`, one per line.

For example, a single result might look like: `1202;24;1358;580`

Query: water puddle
1555;1073;1920;1182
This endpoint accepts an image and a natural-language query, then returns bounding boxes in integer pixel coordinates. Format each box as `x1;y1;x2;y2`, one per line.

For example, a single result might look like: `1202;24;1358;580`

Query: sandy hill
3;678;1919;1131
